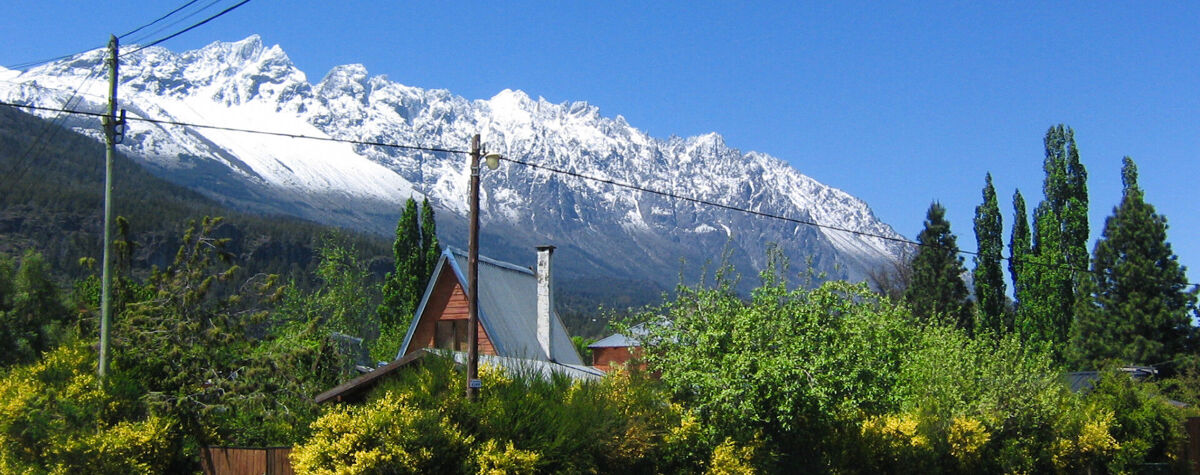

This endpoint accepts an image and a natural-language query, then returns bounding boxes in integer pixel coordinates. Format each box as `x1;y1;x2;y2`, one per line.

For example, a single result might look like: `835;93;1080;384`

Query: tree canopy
905;202;973;330
1069;157;1198;369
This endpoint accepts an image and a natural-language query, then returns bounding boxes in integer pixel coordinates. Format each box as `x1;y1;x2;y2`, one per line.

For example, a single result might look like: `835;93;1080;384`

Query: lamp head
484;153;502;170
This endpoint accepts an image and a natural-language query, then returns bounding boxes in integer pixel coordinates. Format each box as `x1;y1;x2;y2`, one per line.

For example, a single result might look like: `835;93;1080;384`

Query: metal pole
99;35;118;379
466;133;481;401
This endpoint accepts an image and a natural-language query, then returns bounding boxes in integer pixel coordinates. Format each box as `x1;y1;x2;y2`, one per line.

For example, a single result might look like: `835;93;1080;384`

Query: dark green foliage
1069;158;1198;369
1057;126;1091;276
0;250;72;366
376;197;440;359
1017;202;1074;345
420;197;440;280
905;202;973;330
973;173;1008;334
1009;189;1032;309
1085;371;1194;472
377;198;427;332
1018;125;1089;347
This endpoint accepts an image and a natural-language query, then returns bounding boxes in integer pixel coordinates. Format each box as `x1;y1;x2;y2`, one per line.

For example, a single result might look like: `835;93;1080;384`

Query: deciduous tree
973;173;1008;334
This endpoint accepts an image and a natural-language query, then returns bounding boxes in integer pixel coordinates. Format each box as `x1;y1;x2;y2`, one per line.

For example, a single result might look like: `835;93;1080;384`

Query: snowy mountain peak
0;35;907;287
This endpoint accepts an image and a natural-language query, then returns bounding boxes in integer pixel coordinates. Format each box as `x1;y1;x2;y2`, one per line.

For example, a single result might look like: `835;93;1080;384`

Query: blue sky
2;1;1197;285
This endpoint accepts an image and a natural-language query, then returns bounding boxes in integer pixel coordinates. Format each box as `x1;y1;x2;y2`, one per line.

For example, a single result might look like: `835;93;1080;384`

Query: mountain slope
0;35;907;289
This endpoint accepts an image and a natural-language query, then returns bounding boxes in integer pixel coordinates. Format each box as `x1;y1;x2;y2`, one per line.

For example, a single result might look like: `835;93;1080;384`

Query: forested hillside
0;106;393;288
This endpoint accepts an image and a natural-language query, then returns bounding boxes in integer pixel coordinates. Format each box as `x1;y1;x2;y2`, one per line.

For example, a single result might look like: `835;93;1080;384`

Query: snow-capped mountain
0;35;907;289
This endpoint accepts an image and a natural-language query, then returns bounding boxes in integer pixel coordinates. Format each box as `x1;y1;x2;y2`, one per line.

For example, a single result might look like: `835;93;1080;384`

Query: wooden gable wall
404;263;496;357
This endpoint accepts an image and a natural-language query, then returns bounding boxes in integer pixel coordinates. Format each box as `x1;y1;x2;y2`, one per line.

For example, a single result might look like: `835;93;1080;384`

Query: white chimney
536;245;555;361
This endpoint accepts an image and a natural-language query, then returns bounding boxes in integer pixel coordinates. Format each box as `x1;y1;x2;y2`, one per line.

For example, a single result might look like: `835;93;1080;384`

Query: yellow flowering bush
946;415;990;466
290;390;472;474
858;413;933;472
705;437;759;475
1051;405;1118;472
0;343;174;474
473;439;540;475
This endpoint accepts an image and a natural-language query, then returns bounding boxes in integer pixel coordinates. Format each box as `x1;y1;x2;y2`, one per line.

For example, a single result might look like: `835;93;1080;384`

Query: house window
436;319;468;351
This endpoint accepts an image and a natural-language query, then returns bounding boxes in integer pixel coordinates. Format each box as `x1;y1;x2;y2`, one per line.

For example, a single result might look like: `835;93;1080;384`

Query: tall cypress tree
905;202;973;331
1009;189;1031;312
420;198;440;283
973;173;1008;334
1069;157;1197;369
378;198;422;329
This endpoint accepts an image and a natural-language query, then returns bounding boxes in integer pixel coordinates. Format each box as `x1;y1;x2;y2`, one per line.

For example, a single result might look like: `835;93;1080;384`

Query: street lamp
466;133;502;401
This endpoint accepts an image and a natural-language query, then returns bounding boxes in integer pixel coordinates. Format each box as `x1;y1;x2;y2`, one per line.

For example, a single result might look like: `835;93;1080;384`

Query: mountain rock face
0;36;907;291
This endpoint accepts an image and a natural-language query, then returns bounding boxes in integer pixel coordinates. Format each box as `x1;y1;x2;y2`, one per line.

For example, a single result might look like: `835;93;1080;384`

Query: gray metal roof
398;248;584;366
448;350;603;382
588;323;651;348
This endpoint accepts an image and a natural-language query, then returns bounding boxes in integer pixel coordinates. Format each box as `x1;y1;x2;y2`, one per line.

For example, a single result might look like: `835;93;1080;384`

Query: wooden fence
200;446;294;475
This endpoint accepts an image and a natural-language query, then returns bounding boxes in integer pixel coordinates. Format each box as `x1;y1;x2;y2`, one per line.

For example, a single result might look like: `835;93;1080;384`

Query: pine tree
420;198;440;284
973;173;1008;334
905;202;973;330
1069;157;1197;369
1009;190;1031;311
378;198;422;329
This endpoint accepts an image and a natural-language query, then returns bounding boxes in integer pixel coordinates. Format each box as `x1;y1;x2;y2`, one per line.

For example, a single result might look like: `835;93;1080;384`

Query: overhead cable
0;99;1195;289
122;0;253;58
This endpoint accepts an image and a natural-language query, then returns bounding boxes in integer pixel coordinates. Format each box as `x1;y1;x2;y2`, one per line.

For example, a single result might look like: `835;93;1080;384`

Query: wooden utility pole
466;133;481;401
99;35;119;378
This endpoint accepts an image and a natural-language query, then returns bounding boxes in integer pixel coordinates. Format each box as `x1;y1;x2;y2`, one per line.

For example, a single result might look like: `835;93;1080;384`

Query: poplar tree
1019;203;1072;344
420;198;440;281
1016;125;1088;347
1009;190;1031;311
378;199;422;329
905;202;973;331
973;173;1008;334
1069;158;1197;369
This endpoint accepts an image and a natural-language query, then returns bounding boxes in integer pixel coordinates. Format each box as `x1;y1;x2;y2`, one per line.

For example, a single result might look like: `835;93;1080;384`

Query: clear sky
1;1;1197;285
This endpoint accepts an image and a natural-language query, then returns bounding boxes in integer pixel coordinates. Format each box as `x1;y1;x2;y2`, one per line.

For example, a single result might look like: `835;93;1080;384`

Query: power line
122;0;253;58
3;0;210;70
118;0;203;39
0;69;103;191
123;0;226;46
1;99;1196;289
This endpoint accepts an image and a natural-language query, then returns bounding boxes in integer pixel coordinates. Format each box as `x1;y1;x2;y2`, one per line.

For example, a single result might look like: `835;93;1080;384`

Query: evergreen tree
905;202;973;330
973;173;1008;334
378;199;422;329
420;198;440;283
0;251;69;366
1009;190;1031;311
1069;158;1197;369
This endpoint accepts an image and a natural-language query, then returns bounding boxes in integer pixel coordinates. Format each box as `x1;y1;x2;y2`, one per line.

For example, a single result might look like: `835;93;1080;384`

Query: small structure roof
588;323;651;348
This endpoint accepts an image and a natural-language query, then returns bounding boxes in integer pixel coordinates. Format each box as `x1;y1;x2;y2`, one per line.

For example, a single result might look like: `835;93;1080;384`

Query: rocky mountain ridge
0;35;907;289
